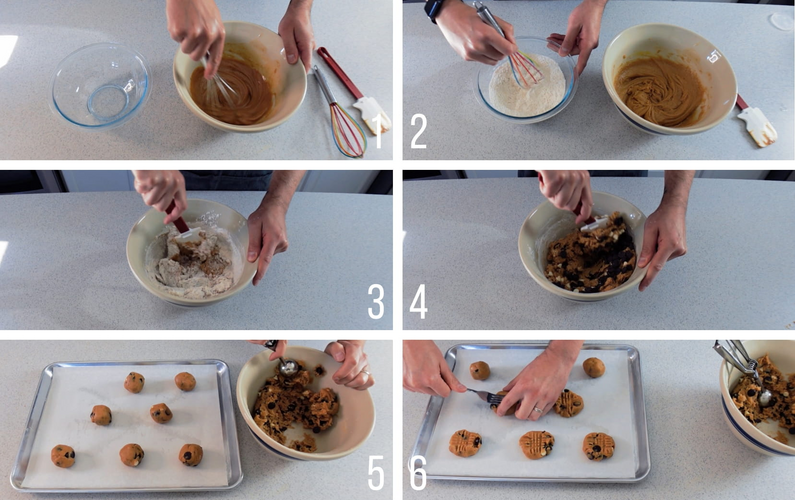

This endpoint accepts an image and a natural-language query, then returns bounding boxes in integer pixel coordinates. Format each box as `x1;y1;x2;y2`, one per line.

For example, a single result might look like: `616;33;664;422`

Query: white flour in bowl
488;53;565;117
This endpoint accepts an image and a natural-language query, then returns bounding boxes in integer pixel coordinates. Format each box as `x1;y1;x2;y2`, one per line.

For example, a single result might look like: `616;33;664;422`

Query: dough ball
449;429;481;457
553;389;584;418
469;361;490;381
583;432;615;461
179;444;204;467
583;357;605;378
174;372;196;392
120;443;144;467
150;403;173;424
90;405;112;426
491;390;517;416
51;444;75;468
124;372;145;394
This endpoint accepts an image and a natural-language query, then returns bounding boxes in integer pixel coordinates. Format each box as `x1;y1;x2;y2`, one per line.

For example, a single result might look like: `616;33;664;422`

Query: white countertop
0;340;393;500
403;177;795;329
403;340;793;498
0;191;392;329
0;0;393;160
402;1;794;160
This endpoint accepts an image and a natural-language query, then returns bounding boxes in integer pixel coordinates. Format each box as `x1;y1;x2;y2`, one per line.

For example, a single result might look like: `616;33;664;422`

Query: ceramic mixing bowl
126;198;257;307
719;340;795;457
237;346;376;461
602;23;737;135
173;21;307;132
518;192;647;302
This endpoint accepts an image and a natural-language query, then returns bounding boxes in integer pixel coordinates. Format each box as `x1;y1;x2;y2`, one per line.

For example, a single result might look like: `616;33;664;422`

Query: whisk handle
317;47;364;100
473;2;506;39
313;65;338;105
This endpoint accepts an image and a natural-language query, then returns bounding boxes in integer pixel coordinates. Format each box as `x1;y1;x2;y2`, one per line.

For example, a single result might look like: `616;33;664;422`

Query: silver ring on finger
533;406;543;414
362;370;371;376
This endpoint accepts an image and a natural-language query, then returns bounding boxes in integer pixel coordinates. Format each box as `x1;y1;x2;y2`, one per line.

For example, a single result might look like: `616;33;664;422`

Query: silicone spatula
736;94;777;148
165;200;202;244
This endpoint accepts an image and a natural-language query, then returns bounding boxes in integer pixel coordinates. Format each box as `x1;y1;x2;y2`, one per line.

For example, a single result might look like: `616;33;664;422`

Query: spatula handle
165;200;190;233
317;47;364;99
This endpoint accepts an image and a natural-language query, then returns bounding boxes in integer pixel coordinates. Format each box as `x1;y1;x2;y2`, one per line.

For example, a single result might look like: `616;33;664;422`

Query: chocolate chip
747;389;756;397
90;412;95;418
764;376;772;382
165;409;171;416
789;428;795;435
313;426;321;433
69;451;75;458
592;445;601;452
184;452;192;461
474;437;481;447
267;402;275;409
287;404;296;411
154;411;160;417
754;419;762;423
563;389;570;393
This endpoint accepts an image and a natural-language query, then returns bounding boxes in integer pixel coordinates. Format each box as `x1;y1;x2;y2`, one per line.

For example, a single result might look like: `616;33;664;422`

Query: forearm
262;170;305;210
545;340;585;366
661;170;695;209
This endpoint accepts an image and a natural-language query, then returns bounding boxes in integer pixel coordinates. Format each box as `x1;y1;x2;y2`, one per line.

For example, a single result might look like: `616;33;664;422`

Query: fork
466;388;503;405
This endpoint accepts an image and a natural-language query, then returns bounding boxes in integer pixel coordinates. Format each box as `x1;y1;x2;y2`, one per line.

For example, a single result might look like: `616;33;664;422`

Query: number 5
368;455;384;491
369;284;384;320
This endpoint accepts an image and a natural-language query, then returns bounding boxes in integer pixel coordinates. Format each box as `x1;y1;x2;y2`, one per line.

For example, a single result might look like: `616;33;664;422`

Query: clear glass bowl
51;43;151;130
474;36;577;124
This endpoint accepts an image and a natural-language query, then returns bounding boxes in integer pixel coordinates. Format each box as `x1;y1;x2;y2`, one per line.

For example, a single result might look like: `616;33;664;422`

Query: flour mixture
488;53;565;117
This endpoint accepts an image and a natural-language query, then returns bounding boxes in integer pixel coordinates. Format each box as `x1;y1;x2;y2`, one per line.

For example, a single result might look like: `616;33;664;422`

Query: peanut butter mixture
190;58;275;126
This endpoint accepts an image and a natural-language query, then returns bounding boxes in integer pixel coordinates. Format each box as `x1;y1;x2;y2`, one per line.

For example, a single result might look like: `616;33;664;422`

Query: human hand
537;170;593;224
246;199;289;287
547;0;606;76
637;201;687;292
246;340;288;361
324;340;374;390
436;0;516;65
495;346;575;420
132;170;187;225
278;0;315;71
166;0;225;79
403;340;466;397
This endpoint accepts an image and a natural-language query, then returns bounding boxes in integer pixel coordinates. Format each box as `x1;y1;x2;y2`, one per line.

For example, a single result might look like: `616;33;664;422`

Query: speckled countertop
403;1;794;160
0;191;392;329
0;0;392;160
403;340;792;499
403;177;795;329
0;340;392;499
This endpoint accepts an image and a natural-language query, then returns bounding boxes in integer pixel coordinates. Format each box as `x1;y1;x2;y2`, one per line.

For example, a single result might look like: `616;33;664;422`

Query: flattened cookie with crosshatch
490;390;517;416
449;429;482;457
519;431;555;460
583;432;615;461
553;388;584;417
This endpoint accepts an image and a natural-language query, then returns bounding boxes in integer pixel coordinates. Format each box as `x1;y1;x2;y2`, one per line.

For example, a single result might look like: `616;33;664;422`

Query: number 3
369;284;384;320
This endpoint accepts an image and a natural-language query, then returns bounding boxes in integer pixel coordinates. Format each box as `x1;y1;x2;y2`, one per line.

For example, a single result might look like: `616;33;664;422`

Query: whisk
200;54;238;109
473;1;544;89
313;65;367;159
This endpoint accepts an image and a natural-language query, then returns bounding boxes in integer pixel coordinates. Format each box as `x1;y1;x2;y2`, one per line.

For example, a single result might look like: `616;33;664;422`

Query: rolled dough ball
124;372;145;393
491;390;517;416
175;372;196;392
179;444;204;466
150;403;173;424
51;444;75;468
120;443;144;467
583;358;606;378
90;405;112;426
469;361;491;381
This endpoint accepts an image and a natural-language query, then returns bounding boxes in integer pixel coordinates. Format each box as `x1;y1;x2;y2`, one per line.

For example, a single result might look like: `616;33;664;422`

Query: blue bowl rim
720;397;794;457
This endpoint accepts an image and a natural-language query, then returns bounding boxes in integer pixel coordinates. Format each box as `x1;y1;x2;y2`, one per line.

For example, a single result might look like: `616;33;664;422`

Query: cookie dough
491;390;517;416
252;362;340;453
545;212;636;293
519;431;555;460
51;445;75;468
470;361;491;381
150;403;173;424
583;358;606;378
124;372;145;394
554;389;584;418
120;443;144;467
179;444;203;467
313;364;327;377
175;372;196;392
90;405;112;426
449;429;482;457
614;56;704;128
731;354;795;438
583;432;615;461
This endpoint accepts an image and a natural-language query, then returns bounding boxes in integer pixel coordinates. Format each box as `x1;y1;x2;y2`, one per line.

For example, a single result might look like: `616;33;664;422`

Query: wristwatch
425;0;453;25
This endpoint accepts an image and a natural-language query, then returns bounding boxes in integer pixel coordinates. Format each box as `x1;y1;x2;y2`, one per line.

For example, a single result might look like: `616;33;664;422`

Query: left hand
324;340;374;390
637;201;687;292
547;0;607;76
247;199;289;287
278;0;315;71
495;348;572;421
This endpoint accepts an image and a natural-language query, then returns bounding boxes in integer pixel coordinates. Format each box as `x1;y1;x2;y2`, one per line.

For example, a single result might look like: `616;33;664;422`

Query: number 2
411;114;427;149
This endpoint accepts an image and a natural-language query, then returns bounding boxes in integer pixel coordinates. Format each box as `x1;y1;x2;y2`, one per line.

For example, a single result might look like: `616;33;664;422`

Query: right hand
436;0;516;65
166;0;225;79
403;341;466;397
537;170;593;224
246;340;288;361
132;171;187;225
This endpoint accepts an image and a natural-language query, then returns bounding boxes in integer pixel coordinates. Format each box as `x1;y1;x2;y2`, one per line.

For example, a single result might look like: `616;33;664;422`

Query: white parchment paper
22;363;228;489
423;347;639;480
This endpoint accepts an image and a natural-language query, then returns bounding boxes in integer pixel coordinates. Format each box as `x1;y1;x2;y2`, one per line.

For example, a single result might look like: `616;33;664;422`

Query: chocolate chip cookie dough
120;443;144;467
731;354;795;438
519;431;555;460
545;212;636;293
90;405;112;426
470;361;491;381
150;403;173;424
583;432;615;461
449;429;482;457
583;358;606;378
251;362;339;453
491;390;517;416
179;444;203;466
124;372;145;394
554;389;584;418
175;372;196;392
51;445;76;468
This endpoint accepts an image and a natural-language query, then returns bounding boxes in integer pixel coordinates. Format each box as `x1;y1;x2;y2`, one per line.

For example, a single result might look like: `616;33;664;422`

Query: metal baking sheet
410;344;650;482
11;360;243;493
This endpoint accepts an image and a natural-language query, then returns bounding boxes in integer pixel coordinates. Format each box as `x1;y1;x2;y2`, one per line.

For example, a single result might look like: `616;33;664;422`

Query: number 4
410;284;427;319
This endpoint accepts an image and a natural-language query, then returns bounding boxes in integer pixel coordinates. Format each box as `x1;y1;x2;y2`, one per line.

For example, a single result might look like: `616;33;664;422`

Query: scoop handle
165;200;190;234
